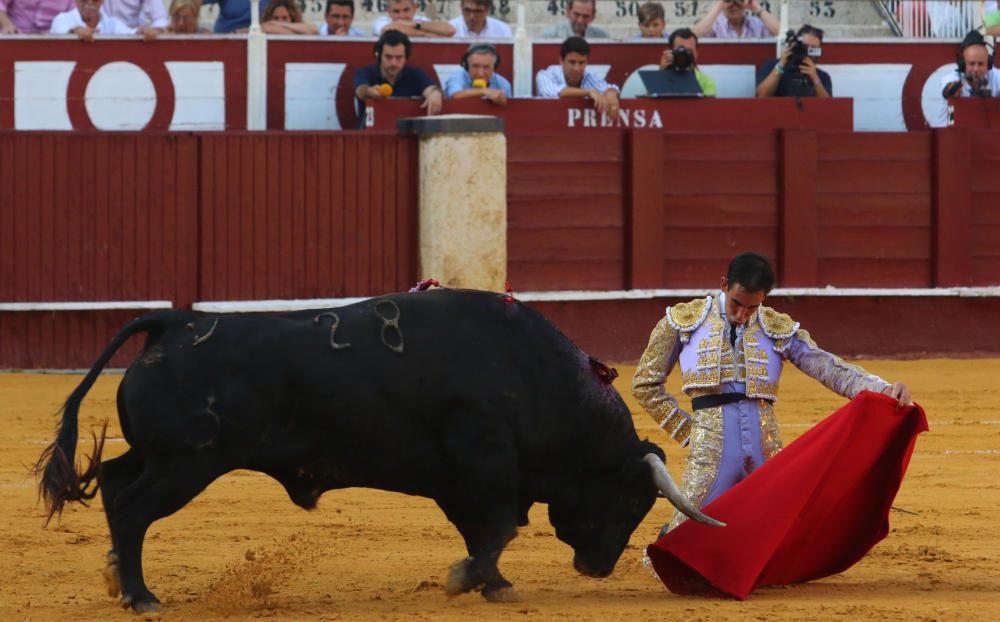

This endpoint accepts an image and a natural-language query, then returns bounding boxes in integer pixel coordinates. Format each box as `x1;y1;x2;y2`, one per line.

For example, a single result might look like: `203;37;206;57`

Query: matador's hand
883;381;912;408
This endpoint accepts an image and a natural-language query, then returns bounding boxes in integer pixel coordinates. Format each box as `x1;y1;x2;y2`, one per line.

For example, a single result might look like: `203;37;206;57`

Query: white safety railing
882;0;994;38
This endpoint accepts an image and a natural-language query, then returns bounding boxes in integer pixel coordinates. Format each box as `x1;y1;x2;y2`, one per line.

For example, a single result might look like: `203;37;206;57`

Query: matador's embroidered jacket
632;294;890;527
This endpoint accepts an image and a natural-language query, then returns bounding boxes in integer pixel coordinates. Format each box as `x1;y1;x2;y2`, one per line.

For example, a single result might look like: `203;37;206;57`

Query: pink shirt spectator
711;12;768;39
0;0;75;33
100;0;167;29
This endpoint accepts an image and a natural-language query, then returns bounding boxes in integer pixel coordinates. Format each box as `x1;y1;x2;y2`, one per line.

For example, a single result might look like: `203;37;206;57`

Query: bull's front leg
445;527;520;603
436;418;521;602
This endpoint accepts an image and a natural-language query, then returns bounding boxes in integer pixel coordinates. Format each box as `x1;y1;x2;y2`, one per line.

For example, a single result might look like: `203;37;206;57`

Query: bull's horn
643;454;726;528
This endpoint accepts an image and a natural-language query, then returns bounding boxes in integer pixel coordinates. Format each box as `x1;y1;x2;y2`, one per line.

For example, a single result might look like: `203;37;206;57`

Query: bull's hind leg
99;449;144;598
110;455;223;612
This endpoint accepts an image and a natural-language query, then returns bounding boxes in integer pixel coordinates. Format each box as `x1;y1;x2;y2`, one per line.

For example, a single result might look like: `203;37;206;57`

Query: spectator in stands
540;0;608;40
201;0;267;33
536;36;619;116
372;0;455;38
450;0;511;39
445;43;511;106
935;30;1000;127
987;9;1000;37
353;30;443;126
694;0;778;39
100;0;167;39
50;0;134;39
257;0;315;34
633;1;667;39
756;24;831;98
656;27;716;96
0;0;73;33
167;0;207;33
318;0;363;36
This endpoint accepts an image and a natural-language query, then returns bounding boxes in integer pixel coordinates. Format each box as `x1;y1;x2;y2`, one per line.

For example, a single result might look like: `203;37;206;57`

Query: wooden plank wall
661;133;780;288
970;132;1000;285
0;134;199;305
0;132;418;368
199;134;417;300
0;134;200;368
506;133;627;291
508;129;994;292
3;129;1000;367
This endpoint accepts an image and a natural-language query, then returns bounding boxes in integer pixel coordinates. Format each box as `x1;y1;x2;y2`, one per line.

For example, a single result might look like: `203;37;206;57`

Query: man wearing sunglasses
693;0;778;39
449;0;512;39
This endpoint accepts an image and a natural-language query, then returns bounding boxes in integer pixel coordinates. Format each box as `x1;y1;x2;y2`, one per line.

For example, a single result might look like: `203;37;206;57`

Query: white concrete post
513;0;533;98
777;0;789;56
247;0;267;130
397;115;507;292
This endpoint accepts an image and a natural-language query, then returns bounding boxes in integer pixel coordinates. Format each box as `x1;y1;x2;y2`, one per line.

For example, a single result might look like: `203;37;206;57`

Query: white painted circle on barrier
84;61;156;131
922;63;959;128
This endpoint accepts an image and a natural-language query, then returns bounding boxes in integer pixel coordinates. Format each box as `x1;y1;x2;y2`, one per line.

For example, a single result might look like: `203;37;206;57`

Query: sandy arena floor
1;358;998;621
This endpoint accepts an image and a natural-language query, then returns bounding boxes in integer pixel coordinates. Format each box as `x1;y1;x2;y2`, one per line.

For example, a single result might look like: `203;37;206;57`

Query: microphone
942;80;963;98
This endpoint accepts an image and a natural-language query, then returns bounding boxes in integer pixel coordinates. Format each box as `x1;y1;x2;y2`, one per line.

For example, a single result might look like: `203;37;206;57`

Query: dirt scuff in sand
0;359;998;621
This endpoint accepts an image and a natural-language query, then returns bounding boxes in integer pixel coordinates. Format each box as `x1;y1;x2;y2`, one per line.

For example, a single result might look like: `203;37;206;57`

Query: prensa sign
567;107;664;129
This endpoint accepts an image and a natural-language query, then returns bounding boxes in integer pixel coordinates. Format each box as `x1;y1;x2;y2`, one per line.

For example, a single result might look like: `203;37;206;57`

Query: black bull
36;288;719;612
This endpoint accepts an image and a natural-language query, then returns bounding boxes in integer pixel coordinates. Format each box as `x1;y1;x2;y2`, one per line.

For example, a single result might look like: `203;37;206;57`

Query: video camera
668;45;694;72
784;29;822;69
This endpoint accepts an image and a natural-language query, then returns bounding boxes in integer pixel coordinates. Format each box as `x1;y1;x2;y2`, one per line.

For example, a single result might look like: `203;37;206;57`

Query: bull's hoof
445;557;473;596
482;586;520;603
121;592;161;613
103;551;121;598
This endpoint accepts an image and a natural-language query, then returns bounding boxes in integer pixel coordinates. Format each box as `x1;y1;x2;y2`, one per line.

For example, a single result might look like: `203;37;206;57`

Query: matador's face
721;278;765;326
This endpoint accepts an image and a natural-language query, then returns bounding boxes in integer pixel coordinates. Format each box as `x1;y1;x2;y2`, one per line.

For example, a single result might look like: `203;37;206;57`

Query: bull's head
548;443;723;578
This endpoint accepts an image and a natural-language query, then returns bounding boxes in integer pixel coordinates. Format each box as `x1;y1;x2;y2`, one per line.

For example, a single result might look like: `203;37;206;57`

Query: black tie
729;324;737;347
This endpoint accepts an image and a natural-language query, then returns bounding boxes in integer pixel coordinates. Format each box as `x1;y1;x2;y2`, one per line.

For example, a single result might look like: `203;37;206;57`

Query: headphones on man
460;43;501;71
957;30;994;73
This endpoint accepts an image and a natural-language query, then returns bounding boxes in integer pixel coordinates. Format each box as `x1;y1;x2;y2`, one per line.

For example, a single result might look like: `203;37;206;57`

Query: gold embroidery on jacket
758;305;799;339
632;316;692;446
743;318;779;400
758;400;783;460
668;406;724;531
683;306;724;391
666;296;712;335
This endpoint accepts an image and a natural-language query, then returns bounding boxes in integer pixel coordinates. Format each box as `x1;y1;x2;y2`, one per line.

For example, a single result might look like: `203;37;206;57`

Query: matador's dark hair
726;252;775;294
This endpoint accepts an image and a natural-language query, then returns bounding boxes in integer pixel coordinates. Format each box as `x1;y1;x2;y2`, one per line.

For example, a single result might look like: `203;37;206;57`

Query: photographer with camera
756;25;831;99
935;30;1000;127
656;28;717;96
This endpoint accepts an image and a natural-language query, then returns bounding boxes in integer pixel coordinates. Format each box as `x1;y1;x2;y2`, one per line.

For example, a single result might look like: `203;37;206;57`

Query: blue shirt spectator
445;71;512;98
202;0;266;33
353;64;437;127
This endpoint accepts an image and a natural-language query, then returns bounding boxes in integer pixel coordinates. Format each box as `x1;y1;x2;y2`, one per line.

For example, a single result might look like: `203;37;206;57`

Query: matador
632;252;911;533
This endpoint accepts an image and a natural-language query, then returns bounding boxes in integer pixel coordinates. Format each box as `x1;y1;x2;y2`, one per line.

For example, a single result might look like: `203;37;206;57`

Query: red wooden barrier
507;133;627;291
951;98;1000;129
0;131;418;368
2;127;1000;368
198;133;418;300
970;131;1000;285
367;98;853;132
0;133;199;305
815;132;933;287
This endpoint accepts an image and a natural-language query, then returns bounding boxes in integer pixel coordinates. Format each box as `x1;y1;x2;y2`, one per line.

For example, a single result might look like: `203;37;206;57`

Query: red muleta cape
646;390;928;600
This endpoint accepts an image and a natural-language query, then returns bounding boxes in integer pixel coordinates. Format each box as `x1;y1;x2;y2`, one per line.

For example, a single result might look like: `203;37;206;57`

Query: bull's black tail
33;312;176;524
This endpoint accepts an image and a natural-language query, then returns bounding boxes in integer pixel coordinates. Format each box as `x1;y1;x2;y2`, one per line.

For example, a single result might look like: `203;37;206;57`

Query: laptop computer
638;69;704;98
